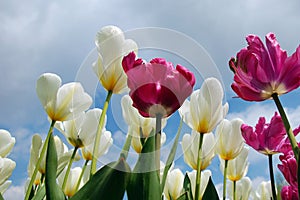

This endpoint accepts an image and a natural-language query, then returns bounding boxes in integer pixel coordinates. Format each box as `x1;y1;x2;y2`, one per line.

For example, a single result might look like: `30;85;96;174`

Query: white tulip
36;73;92;121
187;170;212;199
215;119;244;161
179;77;228;134
181;131;215;170
0;157;15;187
227;177;252;200
0;129;15;158
252;181;273;200
163;168;184;200
58;167;83;197
93;25;138;94
0;180;11;195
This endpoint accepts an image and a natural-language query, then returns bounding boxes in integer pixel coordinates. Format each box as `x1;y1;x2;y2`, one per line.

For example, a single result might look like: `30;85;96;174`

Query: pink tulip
281;185;299;200
122;52;195;118
278;151;298;188
229;32;300;101
241;112;286;155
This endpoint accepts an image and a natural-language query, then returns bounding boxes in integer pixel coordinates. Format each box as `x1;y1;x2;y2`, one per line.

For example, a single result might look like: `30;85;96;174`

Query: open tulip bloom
5;27;300;200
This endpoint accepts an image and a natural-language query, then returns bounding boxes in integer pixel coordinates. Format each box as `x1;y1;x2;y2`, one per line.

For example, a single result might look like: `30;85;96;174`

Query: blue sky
1;0;300;199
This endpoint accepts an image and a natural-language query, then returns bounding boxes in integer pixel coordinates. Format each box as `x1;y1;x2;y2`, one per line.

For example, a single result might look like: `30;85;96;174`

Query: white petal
0;130;15;157
0;158;16;186
36;73;61;118
0;180;11;194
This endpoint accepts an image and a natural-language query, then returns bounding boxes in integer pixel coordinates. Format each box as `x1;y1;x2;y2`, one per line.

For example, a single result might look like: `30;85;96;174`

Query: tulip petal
0;130;15;158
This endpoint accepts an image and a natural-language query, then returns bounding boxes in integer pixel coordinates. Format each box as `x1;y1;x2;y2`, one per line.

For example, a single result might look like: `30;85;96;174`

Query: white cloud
3;183;25;200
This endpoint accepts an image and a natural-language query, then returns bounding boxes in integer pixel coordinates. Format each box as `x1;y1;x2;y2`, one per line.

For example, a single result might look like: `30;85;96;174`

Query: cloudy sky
1;0;300;199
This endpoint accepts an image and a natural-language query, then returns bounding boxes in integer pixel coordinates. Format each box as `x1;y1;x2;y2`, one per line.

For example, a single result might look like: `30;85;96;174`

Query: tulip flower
187;170;212;199
215;119;244;161
179;77;228;134
0;129;15;158
281;185;298;200
58;167;83;197
81;130;113;161
220;146;249;182
278;151;298;189
0;157;15;190
163;168;184;200
252;181;273;200
215;118;244;200
229;32;300;102
0;180;11;195
241;112;288;155
227;177;252;200
121;95;166;153
181;131;215;170
93;25;138;94
122;52;195;118
36;73;92;122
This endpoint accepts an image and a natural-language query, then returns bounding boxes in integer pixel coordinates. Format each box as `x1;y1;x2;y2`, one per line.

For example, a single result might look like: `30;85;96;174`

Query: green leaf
160;118;183;191
127;134;161;200
202;177;219;200
176;173;193;200
70;159;131;200
31;185;45;200
0;192;4;200
45;133;66;200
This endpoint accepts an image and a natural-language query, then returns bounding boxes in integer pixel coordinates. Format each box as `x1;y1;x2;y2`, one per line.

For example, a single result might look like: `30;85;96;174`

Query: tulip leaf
161;118;183;191
70;159;131;200
0;193;4;200
202;177;219;200
45;133;66;200
177;173;193;200
127;133;161;200
31;185;45;200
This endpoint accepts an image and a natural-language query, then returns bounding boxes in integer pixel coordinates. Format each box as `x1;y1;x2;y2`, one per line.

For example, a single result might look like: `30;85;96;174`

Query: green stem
223;160;229;200
195;133;204;200
75;160;89;192
119;133;133;160
90;90;113;176
233;180;236;200
268;154;277;200
62;146;78;190
25;120;56;200
272;93;299;160
155;114;162;175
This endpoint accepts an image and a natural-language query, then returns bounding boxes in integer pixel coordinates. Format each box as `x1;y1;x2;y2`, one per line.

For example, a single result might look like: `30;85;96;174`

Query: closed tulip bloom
122;52;195;118
187;170;212;199
58;167;83;197
36;73;92;121
215;119;244;160
220;147;249;181
252;181;273;200
241;112;288;155
0;157;15;188
93;25;138;94
229;32;300;101
163;168;184;200
56;108;106;148
121;95;166;152
181;131;215;170
227;177;252;200
0;129;15;158
179;77;228;134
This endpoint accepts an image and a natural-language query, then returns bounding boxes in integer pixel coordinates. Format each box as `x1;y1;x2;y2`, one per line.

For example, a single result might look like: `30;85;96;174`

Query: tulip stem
75;159;89;192
223;159;228;200
272;93;299;160
25;120;56;200
119;133;132;160
268;154;277;200
195;133;204;200
155;113;162;176
91;90;113;176
62;146;78;190
233;180;237;200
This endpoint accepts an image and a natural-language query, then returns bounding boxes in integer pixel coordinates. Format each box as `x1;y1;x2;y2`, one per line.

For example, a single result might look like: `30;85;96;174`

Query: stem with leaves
25;120;56;200
62;147;79;190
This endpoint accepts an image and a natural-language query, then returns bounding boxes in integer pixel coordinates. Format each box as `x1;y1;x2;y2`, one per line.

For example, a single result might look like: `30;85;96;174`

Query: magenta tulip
229;32;300;101
241;112;286;155
281;185;299;200
122;52;195;118
278;151;298;188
